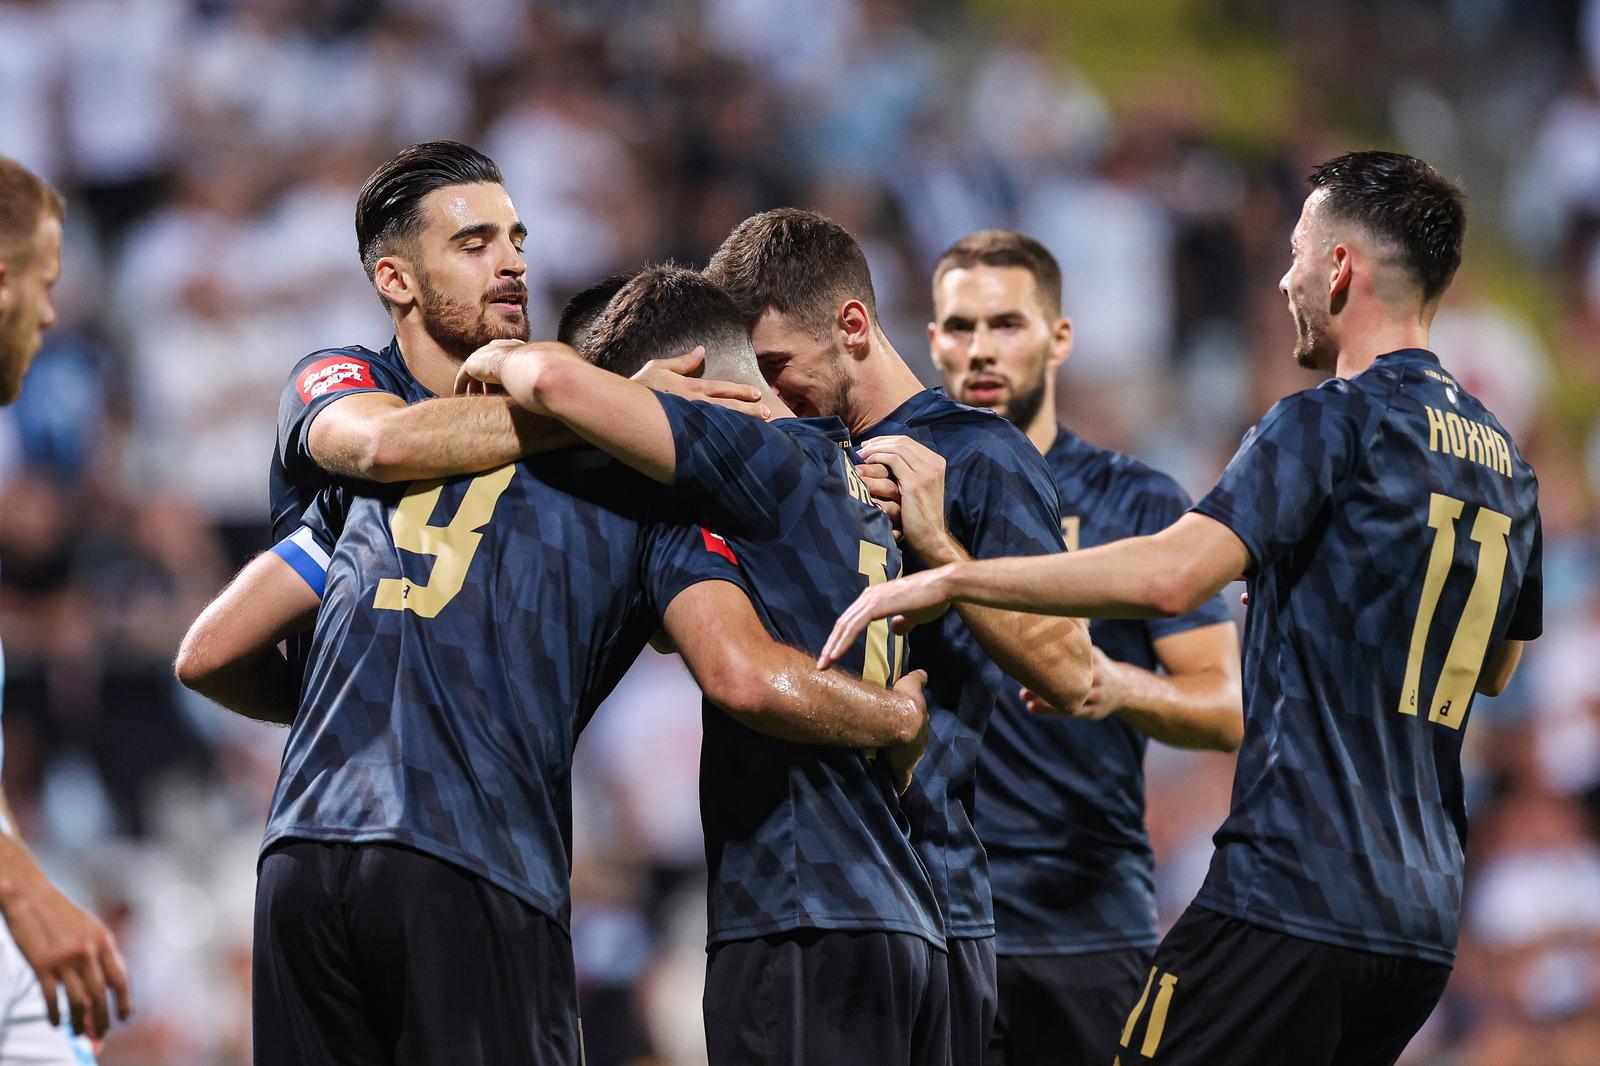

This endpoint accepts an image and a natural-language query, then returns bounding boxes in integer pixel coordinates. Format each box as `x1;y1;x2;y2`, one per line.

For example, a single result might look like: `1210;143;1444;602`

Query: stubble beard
0;306;39;406
416;271;529;360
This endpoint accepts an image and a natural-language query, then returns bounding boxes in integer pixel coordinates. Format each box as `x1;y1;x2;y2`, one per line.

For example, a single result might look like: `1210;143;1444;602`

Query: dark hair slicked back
583;266;751;378
557;270;640;349
354;141;503;298
0;155;64;264
1307;151;1466;304
932;229;1062;316
704;208;877;336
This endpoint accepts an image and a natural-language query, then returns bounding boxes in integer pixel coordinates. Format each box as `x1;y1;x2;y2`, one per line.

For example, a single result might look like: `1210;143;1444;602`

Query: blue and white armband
271;526;331;599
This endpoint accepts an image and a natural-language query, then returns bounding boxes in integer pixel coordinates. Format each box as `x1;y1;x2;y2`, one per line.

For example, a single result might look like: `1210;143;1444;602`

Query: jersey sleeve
1506;513;1543;641
1122;472;1234;640
638;520;752;623
276;349;399;476
655;393;822;540
269;486;348;598
1191;385;1363;573
947;425;1065;561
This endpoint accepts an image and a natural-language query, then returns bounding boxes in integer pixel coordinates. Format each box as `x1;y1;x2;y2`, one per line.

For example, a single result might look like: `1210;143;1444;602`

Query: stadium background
1;0;1598;1062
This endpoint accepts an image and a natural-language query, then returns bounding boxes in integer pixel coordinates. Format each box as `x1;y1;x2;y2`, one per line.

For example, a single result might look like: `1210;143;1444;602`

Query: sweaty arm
1477;639;1525;697
1032;623;1242;752
174;549;321;725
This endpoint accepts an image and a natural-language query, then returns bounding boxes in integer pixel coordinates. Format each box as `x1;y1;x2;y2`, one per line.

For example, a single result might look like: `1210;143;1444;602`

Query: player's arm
304;349;764;483
664;581;930;790
174;548;321;725
460;341;702;483
0;793;131;1039
1025;623;1243;751
859;435;1094;713
822;514;1250;668
1477;639;1525;697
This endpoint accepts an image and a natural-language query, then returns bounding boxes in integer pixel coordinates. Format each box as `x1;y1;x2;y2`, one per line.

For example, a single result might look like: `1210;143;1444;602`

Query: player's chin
484;309;531;342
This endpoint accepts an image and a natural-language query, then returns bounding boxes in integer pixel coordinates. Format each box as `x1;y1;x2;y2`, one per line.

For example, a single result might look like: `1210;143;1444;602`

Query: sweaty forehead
421;183;518;234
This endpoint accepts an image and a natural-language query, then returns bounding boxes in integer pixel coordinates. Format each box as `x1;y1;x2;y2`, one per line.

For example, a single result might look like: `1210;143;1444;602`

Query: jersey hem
994;934;1160;957
707;913;947;952
261;827;569;933
1192;893;1457;967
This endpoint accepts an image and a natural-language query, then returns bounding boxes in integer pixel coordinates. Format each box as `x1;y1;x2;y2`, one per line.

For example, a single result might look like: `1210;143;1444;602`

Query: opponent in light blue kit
0;156;128;1063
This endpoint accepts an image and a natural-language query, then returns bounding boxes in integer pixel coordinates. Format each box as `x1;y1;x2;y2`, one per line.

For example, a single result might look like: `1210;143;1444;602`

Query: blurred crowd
1;0;1598;1062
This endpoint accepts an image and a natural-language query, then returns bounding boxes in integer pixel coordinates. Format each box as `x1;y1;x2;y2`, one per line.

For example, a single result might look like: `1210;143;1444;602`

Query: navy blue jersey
269;339;429;544
654;394;944;949
858;389;1066;939
979;427;1233;956
269;340;428;684
1190;349;1542;965
263;451;737;930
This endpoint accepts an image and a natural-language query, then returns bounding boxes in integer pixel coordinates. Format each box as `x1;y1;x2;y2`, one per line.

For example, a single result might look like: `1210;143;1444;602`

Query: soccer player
705;210;1094;1062
0;155;129;1060
824;151;1543;1065
927;228;1243;1065
460;265;951;1066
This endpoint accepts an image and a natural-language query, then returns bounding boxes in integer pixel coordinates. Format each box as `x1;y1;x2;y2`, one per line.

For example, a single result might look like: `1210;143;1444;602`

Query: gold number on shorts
1119;966;1179;1059
1060;515;1081;552
373;466;517;618
1398;493;1512;729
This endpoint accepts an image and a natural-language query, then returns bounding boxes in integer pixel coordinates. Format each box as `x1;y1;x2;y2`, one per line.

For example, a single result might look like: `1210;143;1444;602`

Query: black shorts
986;946;1151;1065
703;928;949;1066
949;935;998;1066
254;840;581;1066
1114;906;1451;1066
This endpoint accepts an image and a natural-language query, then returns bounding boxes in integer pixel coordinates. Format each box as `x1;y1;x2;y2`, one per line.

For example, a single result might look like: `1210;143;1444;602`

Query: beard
1290;298;1336;371
0;305;40;406
416;269;530;359
995;368;1049;433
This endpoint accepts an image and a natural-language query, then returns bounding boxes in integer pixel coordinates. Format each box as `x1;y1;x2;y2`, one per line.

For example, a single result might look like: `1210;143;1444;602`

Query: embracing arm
307;391;571;482
174;552;321;725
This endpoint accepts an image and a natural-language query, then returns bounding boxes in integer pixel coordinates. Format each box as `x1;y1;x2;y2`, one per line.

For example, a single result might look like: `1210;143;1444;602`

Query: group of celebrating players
0;138;1543;1066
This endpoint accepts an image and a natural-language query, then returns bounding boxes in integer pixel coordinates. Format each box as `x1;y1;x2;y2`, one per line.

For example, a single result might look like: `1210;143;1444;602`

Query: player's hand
632;347;771;420
819;569;953;669
885;670;930;794
1;874;131;1039
855;462;901;533
1021;647;1122;720
855;437;953;560
455;338;528;394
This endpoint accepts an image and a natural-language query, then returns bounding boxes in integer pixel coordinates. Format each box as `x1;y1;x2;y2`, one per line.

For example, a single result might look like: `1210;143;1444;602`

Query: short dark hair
354;141;503;301
705;208;877;336
0;156;64;265
583;266;750;378
932;229;1062;316
1307;151;1466;304
556;270;639;349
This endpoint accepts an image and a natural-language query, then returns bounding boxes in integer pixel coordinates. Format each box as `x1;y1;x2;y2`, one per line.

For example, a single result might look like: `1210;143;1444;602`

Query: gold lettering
1494;431;1513;477
1444;413;1468;458
1119;968;1156;1049
1425;406;1448;454
1462;419;1484;466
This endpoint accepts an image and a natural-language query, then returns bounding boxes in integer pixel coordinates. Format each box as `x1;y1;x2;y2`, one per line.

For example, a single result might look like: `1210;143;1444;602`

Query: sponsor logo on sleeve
701;528;738;564
297;356;376;402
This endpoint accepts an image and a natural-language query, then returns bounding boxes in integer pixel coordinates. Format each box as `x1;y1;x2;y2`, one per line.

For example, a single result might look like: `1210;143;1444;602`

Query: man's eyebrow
449;222;499;243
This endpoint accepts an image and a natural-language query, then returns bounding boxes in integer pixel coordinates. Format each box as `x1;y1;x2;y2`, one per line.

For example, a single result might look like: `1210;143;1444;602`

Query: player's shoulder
1255;376;1383;442
284;343;400;405
909;391;1044;463
1053;431;1193;520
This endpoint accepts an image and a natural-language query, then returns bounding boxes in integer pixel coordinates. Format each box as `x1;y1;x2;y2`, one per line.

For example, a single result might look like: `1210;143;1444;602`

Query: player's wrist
911;527;965;567
0;838;48;912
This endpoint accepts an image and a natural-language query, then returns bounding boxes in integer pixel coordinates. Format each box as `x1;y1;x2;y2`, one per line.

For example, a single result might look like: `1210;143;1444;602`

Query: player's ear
838;300;872;356
373;254;418;310
1328;244;1353;307
1048;315;1073;370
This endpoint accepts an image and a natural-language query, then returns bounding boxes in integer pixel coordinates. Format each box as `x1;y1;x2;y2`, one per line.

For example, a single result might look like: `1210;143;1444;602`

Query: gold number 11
1398;493;1512;729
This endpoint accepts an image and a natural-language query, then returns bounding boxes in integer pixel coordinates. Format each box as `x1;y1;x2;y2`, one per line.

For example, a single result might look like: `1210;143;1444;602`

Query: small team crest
297;355;376;402
701;528;738;564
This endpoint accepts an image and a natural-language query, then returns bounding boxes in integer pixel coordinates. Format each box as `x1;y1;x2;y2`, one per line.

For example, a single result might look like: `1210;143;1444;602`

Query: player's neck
1332;319;1432;380
1022;407;1059;455
845;332;929;437
391;318;472;397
